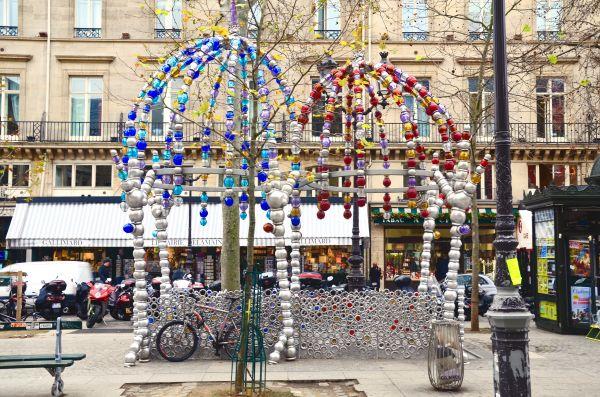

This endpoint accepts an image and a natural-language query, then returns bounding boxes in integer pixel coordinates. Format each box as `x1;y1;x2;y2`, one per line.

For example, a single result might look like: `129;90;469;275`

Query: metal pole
488;1;532;395
347;141;365;291
186;177;194;278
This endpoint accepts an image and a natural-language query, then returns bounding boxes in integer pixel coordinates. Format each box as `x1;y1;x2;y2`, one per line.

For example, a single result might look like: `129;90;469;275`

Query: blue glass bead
152;155;160;163
121;138;127;146
266;210;271;220
227;97;234;105
241;179;249;187
209;98;216;107
261;191;267;199
241;141;250;151
178;92;189;104
118;170;127;180
240;193;249;202
260;200;270;211
127;111;136;120
173;154;184;166
226;110;235;120
162;191;170;199
162;64;171;73
192;70;199;79
137;140;147;150
143;104;151;112
122;155;129;164
214;82;221;89
202;145;210;153
223;176;235;188
240;212;247;220
225;132;235;141
173;185;183;195
261;161;269;169
123;223;134;233
124;127;136;137
292;163;300;171
257;171;267;183
165;136;173;143
261;149;268;158
200;217;208;226
152;230;158;238
120;192;126;200
203;127;211;136
200;192;208;202
167;56;178;66
293;182;300;189
200;208;208;218
291;216;301;226
224;196;234;207
178;104;186;113
138;130;147;139
202;152;209;160
174;131;184;140
128;148;138;157
227;81;235;88
241;162;248;170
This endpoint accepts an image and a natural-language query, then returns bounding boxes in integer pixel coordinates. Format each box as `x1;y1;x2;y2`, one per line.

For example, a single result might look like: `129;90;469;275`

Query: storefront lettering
37;239;91;247
301;238;335;245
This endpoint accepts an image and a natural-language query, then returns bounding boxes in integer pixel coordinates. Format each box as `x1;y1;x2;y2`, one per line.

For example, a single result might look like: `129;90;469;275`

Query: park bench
0;317;86;396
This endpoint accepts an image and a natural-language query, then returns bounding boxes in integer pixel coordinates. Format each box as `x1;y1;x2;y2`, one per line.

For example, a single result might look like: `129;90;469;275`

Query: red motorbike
108;279;135;321
86;280;115;328
5;280;28;319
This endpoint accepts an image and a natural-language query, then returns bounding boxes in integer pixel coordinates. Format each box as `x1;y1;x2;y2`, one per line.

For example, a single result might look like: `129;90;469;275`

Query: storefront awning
371;207;506;224
6;201;369;248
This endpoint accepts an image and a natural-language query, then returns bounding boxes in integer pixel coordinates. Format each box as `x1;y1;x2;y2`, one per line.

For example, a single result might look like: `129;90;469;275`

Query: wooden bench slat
0;354;86;362
0;360;74;370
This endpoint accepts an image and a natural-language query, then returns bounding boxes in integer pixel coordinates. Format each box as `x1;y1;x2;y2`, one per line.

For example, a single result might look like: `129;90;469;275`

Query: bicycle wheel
219;322;240;359
156;320;198;362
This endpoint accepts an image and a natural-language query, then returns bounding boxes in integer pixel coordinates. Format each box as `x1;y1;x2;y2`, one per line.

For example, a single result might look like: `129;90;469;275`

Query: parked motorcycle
85;280;114;328
259;272;277;290
75;282;91;320
108;279;135;321
148;277;162;300
462;284;494;320
34;280;67;320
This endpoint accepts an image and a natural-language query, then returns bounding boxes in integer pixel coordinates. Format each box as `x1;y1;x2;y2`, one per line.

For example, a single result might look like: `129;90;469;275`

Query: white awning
6;201;369;248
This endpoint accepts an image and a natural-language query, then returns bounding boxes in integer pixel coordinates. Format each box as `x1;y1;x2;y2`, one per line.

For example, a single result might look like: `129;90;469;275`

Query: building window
0;0;18;36
70;77;103;138
536;78;564;139
55;164;112;188
468;77;495;135
468;0;492;41
536;0;562;40
535;163;577;188
248;1;261;39
0;164;29;187
155;0;182;39
310;76;342;137
151;78;183;137
305;165;342;197
569;165;577;185
75;0;101;38
403;79;430;137
528;164;537;188
476;164;494;200
402;0;428;40
315;0;341;40
0;75;19;136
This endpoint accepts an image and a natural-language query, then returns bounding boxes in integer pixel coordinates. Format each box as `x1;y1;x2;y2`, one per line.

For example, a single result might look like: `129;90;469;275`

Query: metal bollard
428;319;464;390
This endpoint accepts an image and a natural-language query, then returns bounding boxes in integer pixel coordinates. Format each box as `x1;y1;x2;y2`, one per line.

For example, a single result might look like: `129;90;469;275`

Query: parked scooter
5;280;27;318
148;277;162;299
35;280;67;320
462;284;494;320
393;275;414;292
108;279;134;321
259;272;277;290
85;279;114;328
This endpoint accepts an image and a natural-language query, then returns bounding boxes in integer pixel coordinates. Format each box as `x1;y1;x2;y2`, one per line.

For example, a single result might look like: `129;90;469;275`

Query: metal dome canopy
585;156;600;185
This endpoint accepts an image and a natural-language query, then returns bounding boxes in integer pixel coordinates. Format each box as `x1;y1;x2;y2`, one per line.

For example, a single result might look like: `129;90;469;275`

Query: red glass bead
421;210;429;218
370;97;379;106
383;177;391;187
263;223;274;233
432;158;440;164
317;210;325;219
481;159;489;167
301;105;310;114
298;114;308;125
310;90;321;100
444;160;455;171
379;132;386;139
418;88;428;97
343;156;352;165
406;75;417;87
425;103;439;116
343;203;351;210
383;155;389;162
343;210;352;219
320;200;331;211
407;187;418;199
356;177;366;187
343;179;352;187
407;159;417;168
418;153;426;161
325;113;334;122
357;197;367;207
383;203;392;211
383;193;391;203
452;132;462;141
462;131;471;140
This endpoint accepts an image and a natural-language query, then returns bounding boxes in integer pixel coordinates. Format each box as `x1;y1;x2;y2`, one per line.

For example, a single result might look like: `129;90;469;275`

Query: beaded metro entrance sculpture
113;30;489;366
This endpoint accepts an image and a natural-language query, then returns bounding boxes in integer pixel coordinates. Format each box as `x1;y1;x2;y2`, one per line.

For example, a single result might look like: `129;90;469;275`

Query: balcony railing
403;31;429;41
537;30;561;41
1;121;599;146
74;28;102;38
155;28;182;39
0;26;18;36
468;31;492;41
314;29;341;40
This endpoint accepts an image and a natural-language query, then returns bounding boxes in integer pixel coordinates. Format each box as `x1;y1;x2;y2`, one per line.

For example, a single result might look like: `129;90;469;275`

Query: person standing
98;258;112;283
369;263;382;290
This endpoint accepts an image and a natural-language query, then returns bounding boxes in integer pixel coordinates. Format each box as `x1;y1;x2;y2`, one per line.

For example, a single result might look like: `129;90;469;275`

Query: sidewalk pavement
0;318;599;397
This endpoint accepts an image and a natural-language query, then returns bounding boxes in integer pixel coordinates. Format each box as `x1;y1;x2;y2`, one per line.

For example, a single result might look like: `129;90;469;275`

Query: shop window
75;165;93;187
95;165;112;187
310;76;342;136
0;75;19;136
403;79;430;136
536;77;565;139
402;0;428;40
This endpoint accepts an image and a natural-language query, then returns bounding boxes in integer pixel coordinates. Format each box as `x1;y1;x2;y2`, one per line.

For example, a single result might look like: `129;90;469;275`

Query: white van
0;261;93;306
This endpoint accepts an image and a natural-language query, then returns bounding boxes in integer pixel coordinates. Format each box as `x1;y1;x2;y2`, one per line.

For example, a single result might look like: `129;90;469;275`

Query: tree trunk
221;191;241;290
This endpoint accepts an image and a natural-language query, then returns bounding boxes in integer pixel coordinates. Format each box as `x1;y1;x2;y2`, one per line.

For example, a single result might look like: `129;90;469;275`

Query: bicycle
0;298;40;323
155;296;241;362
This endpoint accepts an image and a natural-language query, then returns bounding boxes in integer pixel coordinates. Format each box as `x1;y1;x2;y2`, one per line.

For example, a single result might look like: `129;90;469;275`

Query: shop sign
193;238;223;247
539;300;557;321
37;239;93;247
301;237;338;245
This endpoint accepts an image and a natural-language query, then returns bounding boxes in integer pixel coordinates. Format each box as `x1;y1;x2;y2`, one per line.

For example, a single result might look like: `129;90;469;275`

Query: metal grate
537;30;561;41
0;26;18;36
314;29;341;40
74;28;101;38
155;28;182;39
403;31;429;41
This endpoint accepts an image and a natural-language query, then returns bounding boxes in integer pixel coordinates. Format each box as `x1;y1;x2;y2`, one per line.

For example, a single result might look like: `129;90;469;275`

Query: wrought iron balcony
1;121;598;146
155;28;182;40
403;31;429;41
0;26;18;36
314;29;341;40
537;30;561;41
74;28;102;38
468;31;492;41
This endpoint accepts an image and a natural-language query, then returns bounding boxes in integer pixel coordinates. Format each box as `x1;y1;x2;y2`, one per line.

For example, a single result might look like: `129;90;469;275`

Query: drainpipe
44;0;51;118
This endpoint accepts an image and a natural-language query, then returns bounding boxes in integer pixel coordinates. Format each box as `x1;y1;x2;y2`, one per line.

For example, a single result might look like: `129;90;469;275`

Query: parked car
456;273;497;296
0;261;93;312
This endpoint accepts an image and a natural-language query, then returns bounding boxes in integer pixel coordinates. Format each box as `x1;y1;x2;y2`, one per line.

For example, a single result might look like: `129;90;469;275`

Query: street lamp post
185;176;198;279
488;0;532;395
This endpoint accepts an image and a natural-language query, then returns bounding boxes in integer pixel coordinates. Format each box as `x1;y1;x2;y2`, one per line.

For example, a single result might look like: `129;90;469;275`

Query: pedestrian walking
369;263;381;290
